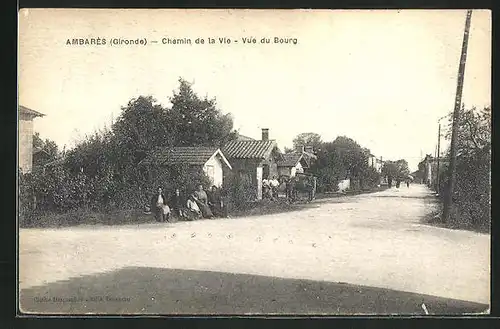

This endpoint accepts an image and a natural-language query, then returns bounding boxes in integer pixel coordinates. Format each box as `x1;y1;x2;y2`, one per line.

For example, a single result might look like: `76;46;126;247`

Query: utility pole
436;123;441;194
442;9;472;223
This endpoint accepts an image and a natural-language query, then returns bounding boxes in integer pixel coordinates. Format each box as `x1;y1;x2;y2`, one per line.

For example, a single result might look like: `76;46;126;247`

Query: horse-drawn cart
277;173;317;203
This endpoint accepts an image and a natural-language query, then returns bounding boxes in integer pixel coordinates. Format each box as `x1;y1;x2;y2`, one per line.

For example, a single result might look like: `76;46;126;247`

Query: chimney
261;128;269;141
296;145;305;153
304;146;313;153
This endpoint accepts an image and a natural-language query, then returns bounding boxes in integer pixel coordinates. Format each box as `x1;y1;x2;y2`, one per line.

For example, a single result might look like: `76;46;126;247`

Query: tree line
289;133;409;192
20;78;409;226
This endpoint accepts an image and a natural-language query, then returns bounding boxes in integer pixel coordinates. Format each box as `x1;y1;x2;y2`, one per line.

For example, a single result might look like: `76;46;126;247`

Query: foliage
381;159;410;180
311;136;379;192
221;172;256;209
169;78;238;147
441;106;491;231
32;132;59;168
292;132;322;151
19;78;236;226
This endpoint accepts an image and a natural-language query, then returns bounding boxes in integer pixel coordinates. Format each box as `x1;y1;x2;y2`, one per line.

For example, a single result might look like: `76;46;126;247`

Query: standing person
406;178;411;188
169;188;185;219
208;185;223;217
396;178;401;188
151;186;167;222
194;184;214;218
286;176;296;203
262;178;270;199
270;175;280;200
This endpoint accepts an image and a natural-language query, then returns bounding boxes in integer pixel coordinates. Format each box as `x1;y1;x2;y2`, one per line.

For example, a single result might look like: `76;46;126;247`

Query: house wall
226;159;260;185
278;162;304;178
19;114;34;173
261;157;279;179
294;162;304;175
278;166;291;177
426;161;432;185
203;154;224;187
225;158;277;200
338;179;351;192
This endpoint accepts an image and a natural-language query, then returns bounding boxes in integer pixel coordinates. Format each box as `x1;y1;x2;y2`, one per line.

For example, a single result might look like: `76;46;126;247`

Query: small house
289;145;317;173
277;153;308;178
139;147;232;187
222;128;283;200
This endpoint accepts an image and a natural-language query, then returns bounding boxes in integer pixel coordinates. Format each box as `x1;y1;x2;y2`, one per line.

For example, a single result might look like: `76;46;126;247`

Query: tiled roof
277;153;302;167
19;105;45;117
223;140;277;159
140;147;219;166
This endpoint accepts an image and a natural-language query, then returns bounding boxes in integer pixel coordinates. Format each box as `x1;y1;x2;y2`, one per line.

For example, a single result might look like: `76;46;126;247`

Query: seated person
193;185;214;218
186;194;202;220
163;203;171;222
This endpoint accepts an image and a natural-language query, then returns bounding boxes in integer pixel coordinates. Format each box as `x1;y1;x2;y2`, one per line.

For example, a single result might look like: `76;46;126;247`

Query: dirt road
19;184;490;314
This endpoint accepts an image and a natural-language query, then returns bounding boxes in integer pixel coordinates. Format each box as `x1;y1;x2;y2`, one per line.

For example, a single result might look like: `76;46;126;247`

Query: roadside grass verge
19;187;387;229
420;193;490;234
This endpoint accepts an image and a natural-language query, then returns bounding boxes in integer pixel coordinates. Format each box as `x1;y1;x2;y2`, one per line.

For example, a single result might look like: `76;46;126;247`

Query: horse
284;174;316;203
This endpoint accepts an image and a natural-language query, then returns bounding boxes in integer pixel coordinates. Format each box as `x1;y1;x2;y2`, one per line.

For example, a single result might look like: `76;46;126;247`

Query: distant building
367;153;383;173
139;147;232;187
420;154;449;188
222;128;282;200
277;153;307;177
18;105;45;173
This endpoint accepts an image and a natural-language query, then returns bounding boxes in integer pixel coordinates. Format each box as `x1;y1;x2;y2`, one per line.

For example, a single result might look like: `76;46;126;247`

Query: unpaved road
19;185;490;313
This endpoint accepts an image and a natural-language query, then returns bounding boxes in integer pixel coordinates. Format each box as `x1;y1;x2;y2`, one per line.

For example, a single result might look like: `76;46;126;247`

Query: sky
18;9;491;171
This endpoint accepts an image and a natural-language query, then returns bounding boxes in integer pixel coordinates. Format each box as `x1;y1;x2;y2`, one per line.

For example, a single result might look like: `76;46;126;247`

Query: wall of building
338;179;351;192
203;154;224;187
277;166;290;177
19;115;34;173
261;157;279;179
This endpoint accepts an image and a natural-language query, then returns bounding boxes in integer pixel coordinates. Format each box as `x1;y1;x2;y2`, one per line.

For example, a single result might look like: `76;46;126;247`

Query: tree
382;159;409;181
23;78;239;216
311;136;376;191
445;105;491;158
292;132;322;151
440;106;491;231
168;78;237;147
32;132;59;168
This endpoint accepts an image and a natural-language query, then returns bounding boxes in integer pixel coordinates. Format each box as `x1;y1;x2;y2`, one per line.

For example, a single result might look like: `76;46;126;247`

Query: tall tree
168;78;237;147
292;132;322;151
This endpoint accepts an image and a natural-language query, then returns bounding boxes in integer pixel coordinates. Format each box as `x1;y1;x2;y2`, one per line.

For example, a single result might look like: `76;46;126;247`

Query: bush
221;174;256;210
18;162;212;227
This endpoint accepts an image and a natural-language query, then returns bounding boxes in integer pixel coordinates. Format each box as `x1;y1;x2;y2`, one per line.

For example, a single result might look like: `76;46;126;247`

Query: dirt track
19;184;490;311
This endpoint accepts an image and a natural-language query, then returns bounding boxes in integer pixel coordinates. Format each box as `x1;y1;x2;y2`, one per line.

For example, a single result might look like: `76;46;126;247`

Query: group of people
150;184;227;223
388;177;411;189
262;176;280;200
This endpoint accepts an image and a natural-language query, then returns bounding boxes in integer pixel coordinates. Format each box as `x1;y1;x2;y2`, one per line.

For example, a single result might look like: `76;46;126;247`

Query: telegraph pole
442;9;473;223
436;123;441;194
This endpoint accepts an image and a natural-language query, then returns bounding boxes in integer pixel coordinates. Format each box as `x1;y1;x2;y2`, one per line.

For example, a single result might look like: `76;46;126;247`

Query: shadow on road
368;194;437;200
20;267;488;315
